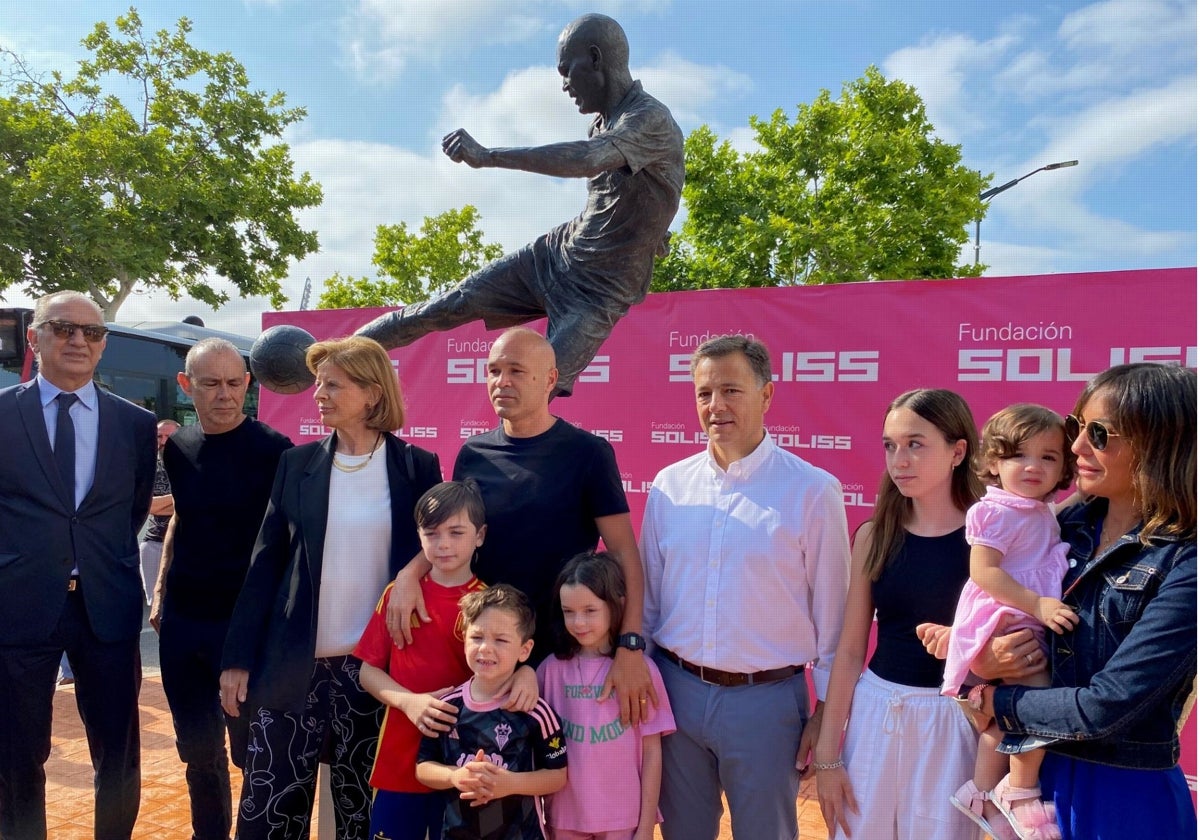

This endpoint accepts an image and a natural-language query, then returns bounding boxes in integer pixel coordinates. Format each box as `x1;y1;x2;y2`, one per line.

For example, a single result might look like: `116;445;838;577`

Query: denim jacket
993;499;1197;770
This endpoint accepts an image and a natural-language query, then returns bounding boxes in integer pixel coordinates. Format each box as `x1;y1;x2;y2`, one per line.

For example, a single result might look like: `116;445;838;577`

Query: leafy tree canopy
0;8;322;318
317;205;503;309
653;66;988;292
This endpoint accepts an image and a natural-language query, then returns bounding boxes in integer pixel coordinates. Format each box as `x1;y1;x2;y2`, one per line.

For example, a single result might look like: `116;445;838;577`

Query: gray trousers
655;650;808;840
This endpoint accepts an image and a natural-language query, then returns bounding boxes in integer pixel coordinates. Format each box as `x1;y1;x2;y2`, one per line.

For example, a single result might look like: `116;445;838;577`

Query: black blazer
222;432;441;712
0;380;156;645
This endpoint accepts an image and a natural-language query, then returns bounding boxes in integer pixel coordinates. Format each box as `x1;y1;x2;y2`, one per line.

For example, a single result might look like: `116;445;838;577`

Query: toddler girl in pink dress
942;404;1076;840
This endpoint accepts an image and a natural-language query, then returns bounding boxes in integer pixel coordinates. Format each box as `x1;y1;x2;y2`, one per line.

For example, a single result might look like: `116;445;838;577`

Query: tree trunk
97;270;136;321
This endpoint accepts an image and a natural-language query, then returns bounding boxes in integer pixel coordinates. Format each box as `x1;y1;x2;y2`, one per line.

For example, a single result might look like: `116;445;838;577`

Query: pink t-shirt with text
537;653;675;833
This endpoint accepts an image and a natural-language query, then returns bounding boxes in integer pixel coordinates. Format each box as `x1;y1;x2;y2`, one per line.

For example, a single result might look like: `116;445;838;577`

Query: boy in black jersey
417;585;568;840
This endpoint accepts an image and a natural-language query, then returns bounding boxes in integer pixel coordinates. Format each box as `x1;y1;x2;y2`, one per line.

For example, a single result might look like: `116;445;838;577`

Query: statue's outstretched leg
356;287;472;349
355;249;540;350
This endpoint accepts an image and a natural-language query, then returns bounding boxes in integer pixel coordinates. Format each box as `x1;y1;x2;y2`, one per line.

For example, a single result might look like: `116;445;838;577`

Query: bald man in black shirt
152;338;292;840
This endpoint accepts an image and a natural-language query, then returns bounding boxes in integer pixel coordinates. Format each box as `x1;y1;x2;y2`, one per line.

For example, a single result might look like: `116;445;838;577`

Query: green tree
653;66;988;291
317;206;503;309
0;8;321;318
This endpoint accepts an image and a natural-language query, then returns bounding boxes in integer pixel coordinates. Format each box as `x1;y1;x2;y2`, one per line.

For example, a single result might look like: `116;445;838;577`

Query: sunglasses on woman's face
1064;414;1122;451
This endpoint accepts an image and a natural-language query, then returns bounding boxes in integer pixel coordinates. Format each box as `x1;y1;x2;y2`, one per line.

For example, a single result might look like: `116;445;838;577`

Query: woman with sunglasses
927;363;1197;838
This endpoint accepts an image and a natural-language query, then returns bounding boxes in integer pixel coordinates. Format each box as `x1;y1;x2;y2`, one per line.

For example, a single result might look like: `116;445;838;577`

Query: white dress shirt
639;433;851;699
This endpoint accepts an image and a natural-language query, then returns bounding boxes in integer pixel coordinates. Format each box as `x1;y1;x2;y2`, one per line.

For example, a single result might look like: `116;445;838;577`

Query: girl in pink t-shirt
942;404;1076;840
537;551;674;840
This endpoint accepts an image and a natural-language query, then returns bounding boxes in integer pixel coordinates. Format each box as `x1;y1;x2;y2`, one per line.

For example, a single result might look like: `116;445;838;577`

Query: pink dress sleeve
965;498;1016;555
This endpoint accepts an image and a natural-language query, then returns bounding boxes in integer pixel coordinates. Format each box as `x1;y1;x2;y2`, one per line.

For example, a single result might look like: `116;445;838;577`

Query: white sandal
989;774;1061;840
950;780;1017;840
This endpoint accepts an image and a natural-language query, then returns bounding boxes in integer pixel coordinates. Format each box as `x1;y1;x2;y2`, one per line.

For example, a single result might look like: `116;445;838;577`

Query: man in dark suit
0;291;156;840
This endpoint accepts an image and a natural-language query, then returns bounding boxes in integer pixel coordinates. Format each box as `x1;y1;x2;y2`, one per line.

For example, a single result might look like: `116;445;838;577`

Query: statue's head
556;14;631;115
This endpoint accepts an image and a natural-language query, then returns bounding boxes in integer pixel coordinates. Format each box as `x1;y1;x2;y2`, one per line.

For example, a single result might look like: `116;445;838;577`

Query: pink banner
261;266;1197;792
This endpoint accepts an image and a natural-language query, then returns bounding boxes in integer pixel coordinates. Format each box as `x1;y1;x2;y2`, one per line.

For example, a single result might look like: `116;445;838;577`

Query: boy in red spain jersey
354;480;490;840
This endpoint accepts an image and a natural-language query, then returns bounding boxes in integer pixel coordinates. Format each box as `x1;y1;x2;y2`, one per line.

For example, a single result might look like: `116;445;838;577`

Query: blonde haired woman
221;336;442;840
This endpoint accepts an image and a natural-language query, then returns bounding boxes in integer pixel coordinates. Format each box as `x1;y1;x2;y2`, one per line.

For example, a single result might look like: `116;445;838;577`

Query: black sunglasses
38;319;109;343
1064;414;1122;451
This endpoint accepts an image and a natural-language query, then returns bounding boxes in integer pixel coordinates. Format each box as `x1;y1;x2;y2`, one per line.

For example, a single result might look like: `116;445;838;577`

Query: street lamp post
974;159;1078;267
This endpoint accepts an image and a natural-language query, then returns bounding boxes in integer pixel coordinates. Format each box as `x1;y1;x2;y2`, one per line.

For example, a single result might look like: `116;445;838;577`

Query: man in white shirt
640;335;851;839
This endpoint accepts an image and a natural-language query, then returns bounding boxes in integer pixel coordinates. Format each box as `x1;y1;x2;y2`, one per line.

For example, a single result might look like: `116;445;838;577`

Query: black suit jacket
0;380;156;645
222;432;441;712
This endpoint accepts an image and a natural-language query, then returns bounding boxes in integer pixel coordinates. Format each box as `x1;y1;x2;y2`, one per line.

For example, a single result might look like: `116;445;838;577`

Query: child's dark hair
415;479;486;530
977;403;1075;492
459;584;536;642
549;551;626;660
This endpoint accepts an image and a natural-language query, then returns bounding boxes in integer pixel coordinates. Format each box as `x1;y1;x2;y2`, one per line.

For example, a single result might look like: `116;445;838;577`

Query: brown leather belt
67;575;80;592
661;648;801;688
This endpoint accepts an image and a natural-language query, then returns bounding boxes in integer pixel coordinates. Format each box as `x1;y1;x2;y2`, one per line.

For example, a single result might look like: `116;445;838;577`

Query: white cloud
879;1;1195;281
1035;75;1196;175
338;0;671;82
995;0;1195;100
1059;0;1195;58
0;26;84;81
635;51;752;129
726;125;759;156
882;32;1016;144
963;239;1070;278
437;66;586;148
340;1;545;82
431;52;751;143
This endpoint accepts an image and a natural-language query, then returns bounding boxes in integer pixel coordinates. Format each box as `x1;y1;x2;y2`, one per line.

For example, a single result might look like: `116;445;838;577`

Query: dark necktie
55;392;78;506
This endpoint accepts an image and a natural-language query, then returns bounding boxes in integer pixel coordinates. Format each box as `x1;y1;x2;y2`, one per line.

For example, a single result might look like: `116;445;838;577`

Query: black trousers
234;656;382;840
0;587;141;840
159;611;249;840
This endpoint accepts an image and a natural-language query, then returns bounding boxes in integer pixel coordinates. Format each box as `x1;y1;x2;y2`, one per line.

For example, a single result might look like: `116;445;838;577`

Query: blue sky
3;0;1195;335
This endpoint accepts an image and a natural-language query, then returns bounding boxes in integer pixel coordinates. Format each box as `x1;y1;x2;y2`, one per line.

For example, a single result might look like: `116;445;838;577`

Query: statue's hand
442;129;488;168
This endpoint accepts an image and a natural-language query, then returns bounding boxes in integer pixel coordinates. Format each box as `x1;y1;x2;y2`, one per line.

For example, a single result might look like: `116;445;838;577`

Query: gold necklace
1096;529;1121;553
332;433;383;474
1097;519;1136;552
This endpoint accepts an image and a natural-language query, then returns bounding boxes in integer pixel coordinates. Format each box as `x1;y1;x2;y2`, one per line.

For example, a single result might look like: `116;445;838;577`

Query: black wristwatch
616;632;646;652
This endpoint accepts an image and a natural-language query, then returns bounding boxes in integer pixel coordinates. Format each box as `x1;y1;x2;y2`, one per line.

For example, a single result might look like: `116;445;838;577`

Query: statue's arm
443;128;625;178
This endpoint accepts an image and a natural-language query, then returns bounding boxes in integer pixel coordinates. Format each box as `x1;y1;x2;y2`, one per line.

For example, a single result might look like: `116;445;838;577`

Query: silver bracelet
812;759;844;771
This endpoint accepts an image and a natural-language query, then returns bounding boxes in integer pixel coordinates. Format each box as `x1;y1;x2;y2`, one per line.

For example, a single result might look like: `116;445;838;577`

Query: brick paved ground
45;676;829;839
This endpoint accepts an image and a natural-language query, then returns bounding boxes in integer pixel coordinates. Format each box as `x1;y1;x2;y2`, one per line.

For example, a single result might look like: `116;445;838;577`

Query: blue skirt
1042;751;1197;839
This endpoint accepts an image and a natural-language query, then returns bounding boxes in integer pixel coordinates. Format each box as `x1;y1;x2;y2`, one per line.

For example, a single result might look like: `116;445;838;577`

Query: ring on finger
1025;653;1035;665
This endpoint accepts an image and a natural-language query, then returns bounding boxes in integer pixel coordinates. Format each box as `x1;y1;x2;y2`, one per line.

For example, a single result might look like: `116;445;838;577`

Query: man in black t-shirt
391;328;657;727
152;338;292;840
